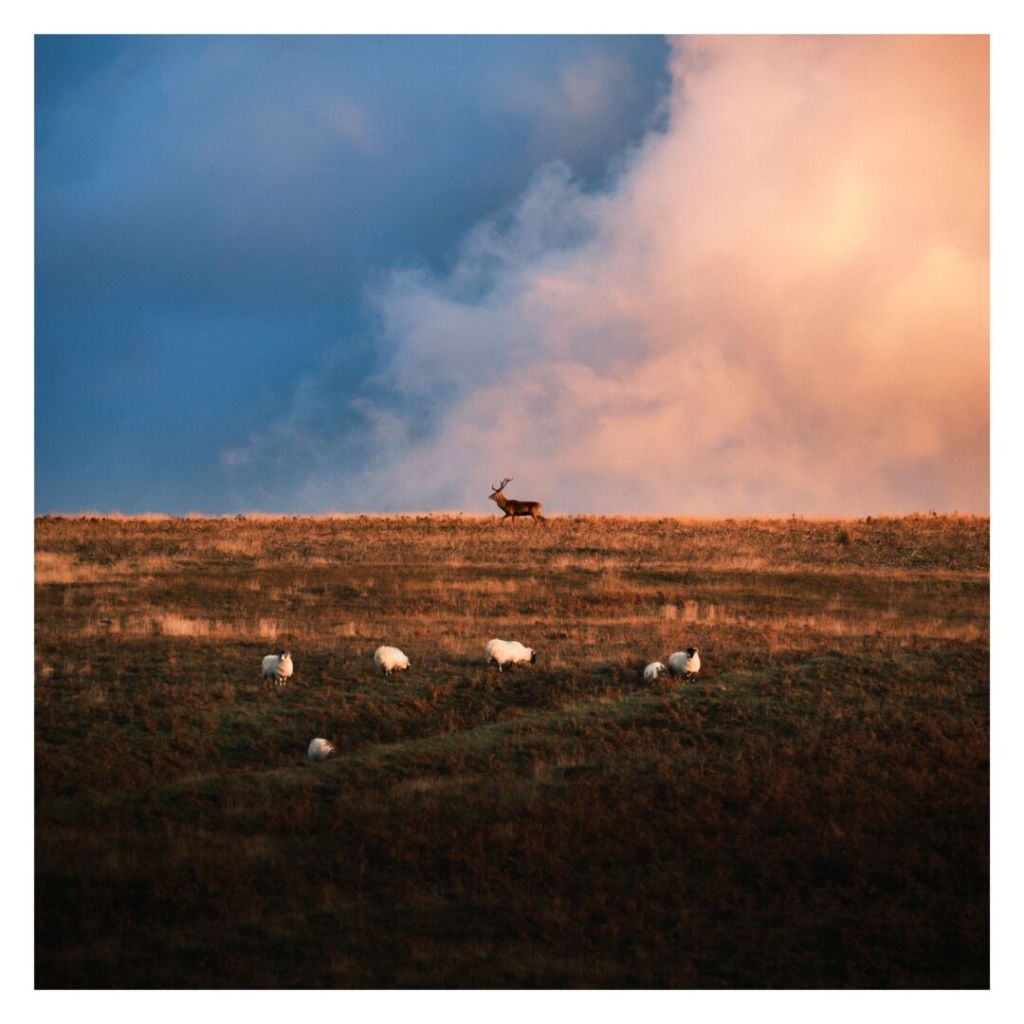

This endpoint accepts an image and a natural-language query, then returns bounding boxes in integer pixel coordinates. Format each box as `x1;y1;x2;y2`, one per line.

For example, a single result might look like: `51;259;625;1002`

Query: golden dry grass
35;513;988;988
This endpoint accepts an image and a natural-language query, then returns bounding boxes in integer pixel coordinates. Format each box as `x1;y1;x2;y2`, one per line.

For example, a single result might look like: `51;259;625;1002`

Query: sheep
374;645;410;676
485;638;537;671
668;647;701;681
643;661;667;682
262;650;293;689
307;738;334;762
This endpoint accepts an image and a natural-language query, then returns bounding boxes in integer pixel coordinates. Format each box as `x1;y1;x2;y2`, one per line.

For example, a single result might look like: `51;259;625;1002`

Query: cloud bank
233;35;988;515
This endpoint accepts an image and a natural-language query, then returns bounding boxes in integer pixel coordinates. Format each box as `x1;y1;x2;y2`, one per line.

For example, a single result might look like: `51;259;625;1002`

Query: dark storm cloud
36;34;671;512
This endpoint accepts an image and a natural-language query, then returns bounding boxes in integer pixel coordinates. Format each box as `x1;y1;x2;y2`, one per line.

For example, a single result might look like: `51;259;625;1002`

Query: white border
11;2;1019;1019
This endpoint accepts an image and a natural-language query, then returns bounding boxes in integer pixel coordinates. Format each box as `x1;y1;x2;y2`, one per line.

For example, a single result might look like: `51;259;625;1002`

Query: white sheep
643;661;667;681
374;645;410;676
668;647;701;681
307;738;334;762
262;650;293;688
485;638;537;671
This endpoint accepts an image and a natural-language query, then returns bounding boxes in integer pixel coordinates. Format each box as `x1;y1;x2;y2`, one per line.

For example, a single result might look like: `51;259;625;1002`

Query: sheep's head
530;649;537;664
686;647;698;657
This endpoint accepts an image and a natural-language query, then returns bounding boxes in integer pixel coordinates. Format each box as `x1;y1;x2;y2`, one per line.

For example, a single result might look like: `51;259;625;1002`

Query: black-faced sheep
262;650;293;688
668;647;700;681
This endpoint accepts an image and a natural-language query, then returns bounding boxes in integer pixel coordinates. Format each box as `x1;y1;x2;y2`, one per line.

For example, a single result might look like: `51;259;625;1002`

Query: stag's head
488;477;512;503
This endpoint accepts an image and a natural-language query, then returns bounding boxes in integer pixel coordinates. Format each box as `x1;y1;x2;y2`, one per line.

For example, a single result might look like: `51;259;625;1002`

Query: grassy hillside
35;514;989;987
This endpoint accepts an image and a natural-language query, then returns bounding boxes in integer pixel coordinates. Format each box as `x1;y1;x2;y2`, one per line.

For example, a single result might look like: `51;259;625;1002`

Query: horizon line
35;510;989;522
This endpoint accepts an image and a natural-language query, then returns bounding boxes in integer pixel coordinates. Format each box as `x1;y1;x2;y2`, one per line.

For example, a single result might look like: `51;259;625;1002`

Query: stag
488;477;544;525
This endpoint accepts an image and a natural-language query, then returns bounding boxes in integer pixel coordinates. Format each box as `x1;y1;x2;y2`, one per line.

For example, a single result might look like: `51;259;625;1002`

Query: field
35;514;989;988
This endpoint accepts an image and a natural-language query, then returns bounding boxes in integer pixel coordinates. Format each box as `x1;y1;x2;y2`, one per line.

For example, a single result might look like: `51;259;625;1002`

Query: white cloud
229;36;989;515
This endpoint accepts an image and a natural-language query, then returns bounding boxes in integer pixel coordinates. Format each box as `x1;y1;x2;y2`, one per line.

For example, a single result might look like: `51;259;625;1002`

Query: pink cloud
281;36;990;515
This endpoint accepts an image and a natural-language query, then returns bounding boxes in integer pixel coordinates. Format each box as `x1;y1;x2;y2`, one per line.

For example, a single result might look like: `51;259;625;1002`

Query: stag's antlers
491;477;513;492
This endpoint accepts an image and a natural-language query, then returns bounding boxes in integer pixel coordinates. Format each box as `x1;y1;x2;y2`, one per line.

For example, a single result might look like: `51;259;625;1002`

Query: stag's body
488;477;544;525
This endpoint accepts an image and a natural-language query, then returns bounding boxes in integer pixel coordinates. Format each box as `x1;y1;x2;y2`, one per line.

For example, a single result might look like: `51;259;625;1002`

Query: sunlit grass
35;514;988;988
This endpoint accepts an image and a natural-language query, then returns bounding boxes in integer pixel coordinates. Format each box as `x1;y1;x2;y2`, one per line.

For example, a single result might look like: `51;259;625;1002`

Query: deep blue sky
36;35;672;513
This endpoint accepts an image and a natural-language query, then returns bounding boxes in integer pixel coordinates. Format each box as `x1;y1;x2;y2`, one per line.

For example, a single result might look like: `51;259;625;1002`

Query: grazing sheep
485;638;537;671
668;647;701;681
307;738;334;762
643;661;667;682
262;650;293;688
374;645;410;676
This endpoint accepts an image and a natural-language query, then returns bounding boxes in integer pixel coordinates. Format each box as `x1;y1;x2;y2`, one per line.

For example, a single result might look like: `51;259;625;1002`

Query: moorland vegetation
35;513;989;987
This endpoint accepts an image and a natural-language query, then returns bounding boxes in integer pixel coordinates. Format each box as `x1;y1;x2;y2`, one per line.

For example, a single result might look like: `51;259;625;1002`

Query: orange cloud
302;36;990;514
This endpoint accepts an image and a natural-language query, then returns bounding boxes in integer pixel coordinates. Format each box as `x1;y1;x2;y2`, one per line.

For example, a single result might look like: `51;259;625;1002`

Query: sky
35;34;989;515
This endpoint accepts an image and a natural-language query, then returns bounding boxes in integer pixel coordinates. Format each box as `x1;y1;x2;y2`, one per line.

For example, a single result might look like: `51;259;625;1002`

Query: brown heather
35;513;989;988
